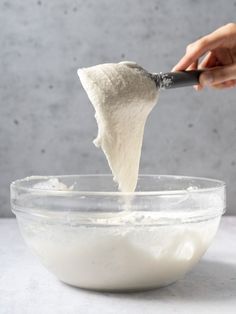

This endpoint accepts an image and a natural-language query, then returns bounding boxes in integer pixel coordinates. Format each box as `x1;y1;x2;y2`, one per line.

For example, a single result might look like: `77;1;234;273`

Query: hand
173;23;236;90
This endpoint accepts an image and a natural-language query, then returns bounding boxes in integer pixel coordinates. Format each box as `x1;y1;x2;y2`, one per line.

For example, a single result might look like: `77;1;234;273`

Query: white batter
78;62;159;192
24;177;224;291
19;213;220;291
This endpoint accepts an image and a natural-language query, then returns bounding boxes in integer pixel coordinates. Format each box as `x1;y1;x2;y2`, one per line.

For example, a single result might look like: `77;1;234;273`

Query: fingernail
201;72;213;86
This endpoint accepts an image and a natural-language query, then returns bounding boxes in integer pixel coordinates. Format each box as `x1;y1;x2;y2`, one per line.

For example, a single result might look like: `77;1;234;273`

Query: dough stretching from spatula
78;61;159;192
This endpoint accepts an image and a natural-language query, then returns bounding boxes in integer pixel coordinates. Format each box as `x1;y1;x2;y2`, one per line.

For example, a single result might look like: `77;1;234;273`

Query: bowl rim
10;174;226;197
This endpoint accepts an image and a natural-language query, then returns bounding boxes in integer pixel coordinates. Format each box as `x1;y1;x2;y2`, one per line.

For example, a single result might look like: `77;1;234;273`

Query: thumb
200;64;236;86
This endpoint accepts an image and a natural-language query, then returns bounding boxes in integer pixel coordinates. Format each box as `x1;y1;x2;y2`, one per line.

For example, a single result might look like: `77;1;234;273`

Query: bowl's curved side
11;175;226;226
15;213;221;291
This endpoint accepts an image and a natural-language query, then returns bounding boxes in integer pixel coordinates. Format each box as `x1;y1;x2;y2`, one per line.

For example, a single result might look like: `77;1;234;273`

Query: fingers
199;51;218;69
226;80;236;88
185;60;202;90
199;64;236;86
196;52;218;91
186;60;198;70
173;35;222;71
173;23;236;71
211;80;236;89
212;48;234;66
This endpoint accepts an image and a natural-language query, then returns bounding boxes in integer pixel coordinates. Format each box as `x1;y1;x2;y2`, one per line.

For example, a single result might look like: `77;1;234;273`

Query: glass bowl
10;175;226;292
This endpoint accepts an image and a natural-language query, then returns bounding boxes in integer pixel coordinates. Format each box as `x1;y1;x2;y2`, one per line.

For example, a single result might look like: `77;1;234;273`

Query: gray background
0;0;235;217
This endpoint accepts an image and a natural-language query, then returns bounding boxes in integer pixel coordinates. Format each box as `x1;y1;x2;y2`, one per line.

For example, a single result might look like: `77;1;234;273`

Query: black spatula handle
159;70;203;89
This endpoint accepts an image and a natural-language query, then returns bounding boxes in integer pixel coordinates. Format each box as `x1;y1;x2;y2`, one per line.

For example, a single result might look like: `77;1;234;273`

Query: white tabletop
0;217;236;314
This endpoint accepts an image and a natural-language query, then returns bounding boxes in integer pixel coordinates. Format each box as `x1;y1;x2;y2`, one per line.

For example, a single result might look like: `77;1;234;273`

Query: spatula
151;70;203;89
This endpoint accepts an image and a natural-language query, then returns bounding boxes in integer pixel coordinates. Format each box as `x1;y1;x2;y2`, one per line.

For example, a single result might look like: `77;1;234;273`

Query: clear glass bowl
11;175;226;292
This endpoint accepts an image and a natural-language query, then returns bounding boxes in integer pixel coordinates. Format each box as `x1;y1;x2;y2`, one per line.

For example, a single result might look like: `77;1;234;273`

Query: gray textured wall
1;0;236;217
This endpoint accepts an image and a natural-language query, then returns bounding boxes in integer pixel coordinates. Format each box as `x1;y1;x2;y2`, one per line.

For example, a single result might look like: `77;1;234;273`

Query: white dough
20;214;220;291
78;62;159;192
33;178;69;191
